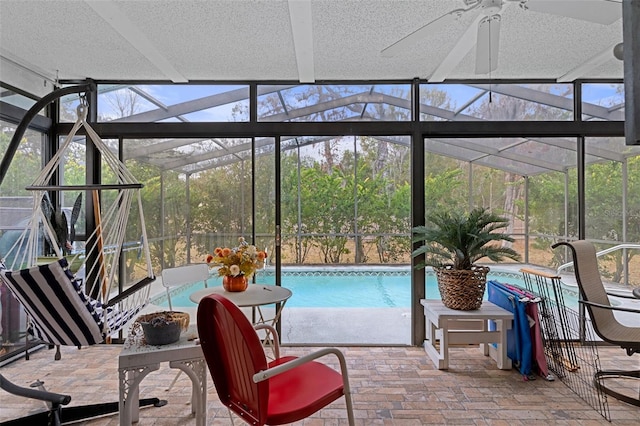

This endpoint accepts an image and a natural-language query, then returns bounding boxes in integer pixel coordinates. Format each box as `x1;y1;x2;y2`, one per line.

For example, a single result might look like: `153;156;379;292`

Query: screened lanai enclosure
1;80;640;357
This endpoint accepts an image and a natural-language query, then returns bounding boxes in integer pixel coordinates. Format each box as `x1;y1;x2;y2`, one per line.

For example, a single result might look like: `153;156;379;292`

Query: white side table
190;283;292;327
190;284;292;352
118;324;206;425
421;299;513;370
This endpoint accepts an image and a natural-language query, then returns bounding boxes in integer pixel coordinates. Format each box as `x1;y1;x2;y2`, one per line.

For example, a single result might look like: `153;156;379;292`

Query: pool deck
137;302;413;345
141;263;638;345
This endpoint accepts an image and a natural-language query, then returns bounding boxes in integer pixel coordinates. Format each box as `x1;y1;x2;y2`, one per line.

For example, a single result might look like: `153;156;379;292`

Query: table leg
427;318;436;347
440;319;449;369
424;316;448;369
255;302;288;358
481;320;490;356
119;364;159;425
170;358;207;426
497;319;511;370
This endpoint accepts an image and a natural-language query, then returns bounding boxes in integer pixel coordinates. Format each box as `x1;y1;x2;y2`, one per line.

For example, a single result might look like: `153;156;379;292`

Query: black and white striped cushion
0;259;104;346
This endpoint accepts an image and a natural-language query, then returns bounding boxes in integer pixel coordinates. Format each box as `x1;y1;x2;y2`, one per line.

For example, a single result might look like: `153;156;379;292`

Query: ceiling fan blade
429;13;485;82
523;0;621;25
475;14;501;75
381;8;468;57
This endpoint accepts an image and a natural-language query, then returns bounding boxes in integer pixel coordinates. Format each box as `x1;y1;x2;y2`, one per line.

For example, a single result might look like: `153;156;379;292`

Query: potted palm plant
412;207;521;310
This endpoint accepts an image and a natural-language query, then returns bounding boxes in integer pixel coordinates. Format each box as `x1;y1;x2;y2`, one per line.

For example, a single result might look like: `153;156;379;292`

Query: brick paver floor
1;343;638;425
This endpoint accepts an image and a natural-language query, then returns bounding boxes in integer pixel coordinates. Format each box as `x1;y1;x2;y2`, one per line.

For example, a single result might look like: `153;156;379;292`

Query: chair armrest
253;347;349;384
605;287;640;300
254;323;280;359
0;374;71;406
580;300;640;314
105;276;155;307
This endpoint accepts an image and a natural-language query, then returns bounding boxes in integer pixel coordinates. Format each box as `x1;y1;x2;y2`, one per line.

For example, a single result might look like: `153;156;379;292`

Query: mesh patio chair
553;240;640;407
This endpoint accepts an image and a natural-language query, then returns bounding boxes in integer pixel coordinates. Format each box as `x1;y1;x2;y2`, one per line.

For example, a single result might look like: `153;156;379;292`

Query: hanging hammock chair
0;100;157;359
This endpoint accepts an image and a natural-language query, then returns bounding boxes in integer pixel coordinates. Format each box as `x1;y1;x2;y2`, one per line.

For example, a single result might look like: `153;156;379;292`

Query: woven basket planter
435;265;490;311
134;311;190;345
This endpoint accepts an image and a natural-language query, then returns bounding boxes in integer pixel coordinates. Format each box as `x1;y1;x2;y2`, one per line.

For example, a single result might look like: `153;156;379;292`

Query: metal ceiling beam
160;140;251;170
526;137;624;162
425;141;556;176
474;158;549;175
126;138;210;157
62;119;623;139
429;137;566;173
140;134;405;174
183;135;414;175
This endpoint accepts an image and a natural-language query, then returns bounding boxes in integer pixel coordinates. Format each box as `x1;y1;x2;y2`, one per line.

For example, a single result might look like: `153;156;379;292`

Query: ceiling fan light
479;0;503;15
613;43;624;61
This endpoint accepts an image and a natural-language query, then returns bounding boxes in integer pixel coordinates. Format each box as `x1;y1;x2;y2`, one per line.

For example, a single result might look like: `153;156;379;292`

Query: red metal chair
197;293;355;425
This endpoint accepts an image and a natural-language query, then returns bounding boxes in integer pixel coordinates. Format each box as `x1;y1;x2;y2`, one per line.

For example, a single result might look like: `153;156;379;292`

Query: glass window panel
420;85;485;122
531;174;572;251
468;163;525;262
423;145;470;215
254;137;276;269
581;83;624;121
420;83;574;121
426;137;575;177
124;137;252;175
59;92;82;122
0;123;44;199
114;157;171;285
280;135;410;265
356;136;411;264
585;137;640;286
1;122;45;262
124;138;253;272
625;148;640;287
0;88;39;111
96;84;249;122
258;84;411;122
0;120;45;361
59;135;87;242
285;136;356;263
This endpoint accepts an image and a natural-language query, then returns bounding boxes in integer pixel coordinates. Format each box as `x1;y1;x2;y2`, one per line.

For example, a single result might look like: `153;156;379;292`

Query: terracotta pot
222;275;248;292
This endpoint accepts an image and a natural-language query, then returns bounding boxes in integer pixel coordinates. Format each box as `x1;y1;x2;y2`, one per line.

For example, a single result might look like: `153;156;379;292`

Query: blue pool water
153;268;572;309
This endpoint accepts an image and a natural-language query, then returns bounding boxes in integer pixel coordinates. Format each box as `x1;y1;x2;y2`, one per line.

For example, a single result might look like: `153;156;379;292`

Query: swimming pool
152;267;579;308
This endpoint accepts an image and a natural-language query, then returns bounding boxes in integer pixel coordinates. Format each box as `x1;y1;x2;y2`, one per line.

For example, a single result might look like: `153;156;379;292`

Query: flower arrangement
206;237;267;278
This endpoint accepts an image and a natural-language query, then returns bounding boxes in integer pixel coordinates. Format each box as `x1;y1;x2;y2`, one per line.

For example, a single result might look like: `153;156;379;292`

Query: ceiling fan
381;0;622;82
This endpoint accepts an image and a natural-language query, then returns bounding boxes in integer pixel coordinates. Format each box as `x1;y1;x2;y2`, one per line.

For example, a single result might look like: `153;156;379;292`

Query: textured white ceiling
0;0;624;85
